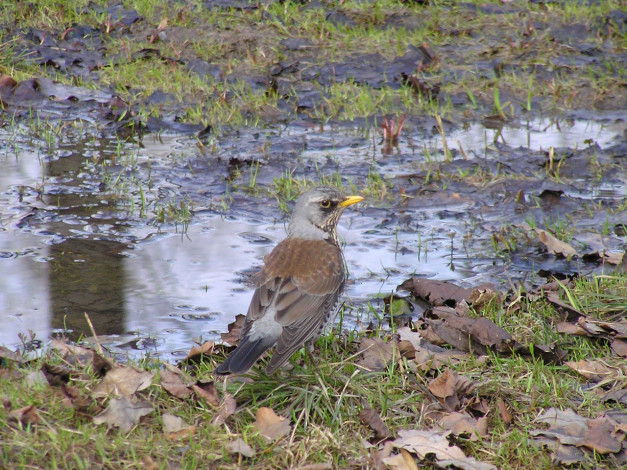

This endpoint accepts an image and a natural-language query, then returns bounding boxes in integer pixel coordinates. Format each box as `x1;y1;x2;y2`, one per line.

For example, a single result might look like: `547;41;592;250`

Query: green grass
1;0;625;127
2;273;625;469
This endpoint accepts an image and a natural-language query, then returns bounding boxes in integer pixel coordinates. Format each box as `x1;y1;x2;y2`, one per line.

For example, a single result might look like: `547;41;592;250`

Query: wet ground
1;1;626;360
2;115;625;361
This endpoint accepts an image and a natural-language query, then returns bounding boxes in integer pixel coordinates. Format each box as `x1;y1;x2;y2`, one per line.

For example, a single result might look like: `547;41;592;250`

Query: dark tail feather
214;336;272;375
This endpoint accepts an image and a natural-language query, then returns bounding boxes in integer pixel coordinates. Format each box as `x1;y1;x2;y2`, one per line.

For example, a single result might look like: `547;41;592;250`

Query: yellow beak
339;195;364;207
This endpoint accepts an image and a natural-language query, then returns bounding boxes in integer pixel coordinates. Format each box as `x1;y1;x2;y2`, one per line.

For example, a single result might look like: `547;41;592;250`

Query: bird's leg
303;339;316;370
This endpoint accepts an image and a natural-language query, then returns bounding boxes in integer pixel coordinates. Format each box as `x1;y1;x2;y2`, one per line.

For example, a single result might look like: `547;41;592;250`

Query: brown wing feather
245;238;345;372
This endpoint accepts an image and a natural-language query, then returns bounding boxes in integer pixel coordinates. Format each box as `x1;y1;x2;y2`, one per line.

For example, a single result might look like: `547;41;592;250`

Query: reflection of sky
0;142;51;346
284;118;626;172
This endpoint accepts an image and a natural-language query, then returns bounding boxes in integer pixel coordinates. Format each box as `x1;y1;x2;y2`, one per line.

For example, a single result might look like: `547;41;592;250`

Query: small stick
84;312;104;356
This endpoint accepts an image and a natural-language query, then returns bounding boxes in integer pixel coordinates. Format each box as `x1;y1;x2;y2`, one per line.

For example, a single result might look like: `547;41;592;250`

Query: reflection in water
49;238;127;336
0;116;624;360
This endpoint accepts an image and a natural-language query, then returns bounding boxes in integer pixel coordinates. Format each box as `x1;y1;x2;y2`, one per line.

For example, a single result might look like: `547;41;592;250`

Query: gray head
287;186;363;244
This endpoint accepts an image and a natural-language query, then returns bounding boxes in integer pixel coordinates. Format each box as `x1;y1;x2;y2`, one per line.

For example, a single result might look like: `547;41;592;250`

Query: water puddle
1;115;625;360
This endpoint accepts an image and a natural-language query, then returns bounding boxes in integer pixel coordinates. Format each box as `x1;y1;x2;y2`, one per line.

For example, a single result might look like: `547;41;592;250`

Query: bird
215;186;363;375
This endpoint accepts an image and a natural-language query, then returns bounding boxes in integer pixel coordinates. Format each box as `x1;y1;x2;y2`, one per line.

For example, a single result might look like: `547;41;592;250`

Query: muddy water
1;116;625;360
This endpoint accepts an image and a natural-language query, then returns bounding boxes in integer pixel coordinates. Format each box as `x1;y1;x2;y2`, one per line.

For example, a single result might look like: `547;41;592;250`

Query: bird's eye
320;199;331;208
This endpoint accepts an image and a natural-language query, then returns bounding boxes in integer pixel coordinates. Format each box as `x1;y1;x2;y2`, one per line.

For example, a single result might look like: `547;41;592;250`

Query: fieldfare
215;186;363;375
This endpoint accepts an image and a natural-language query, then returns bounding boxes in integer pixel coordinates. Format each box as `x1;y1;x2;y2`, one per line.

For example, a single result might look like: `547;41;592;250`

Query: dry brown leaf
221;314;246;346
423;307;514;355
93;365;154;398
159;368;192;399
0;346;26;364
390;429;466;460
93;396;153;433
496;398;513;425
466;286;502;309
359;406;392;440
565;360;622;381
162;413;196;439
580;318;627;339
253;407;291;441
399;278;471;307
382;448;419;470
556;322;588;335
533;228;578;258
580;416;622;454
469;317;513;350
227;438;255;458
212;394;237;426
50;339;112;374
142;455;159;470
603;251;623;265
532;407;624;458
192;381;220;407
428;368;475;411
429;369;457;398
0;368;24;381
439;412;488;441
184;341;216;362
397;327;423;351
437;457;497;470
611;339;627;358
8;405;40;426
357;337;397;371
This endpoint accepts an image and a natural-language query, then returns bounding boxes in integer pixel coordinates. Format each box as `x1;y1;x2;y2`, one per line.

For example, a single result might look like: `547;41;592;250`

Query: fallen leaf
0;368;24;381
565;360;623;382
496;398;513;425
399;278;471;307
0;346;26;364
93;365;154;398
580;416;622;454
359;406;392;440
49;340;112;375
142;455;159;470
611;339;627;358
60;383;93;411
532;407;624;459
423;307;515;355
357;337;397;371
390;429;466;460
579;318;627;339
437;457;497;470
546;291;583;320
556;322;588;335
253;407;291;441
192;380;220;406
439;412;488;440
184;341;216;362
93;396;153;433
291;464;333;470
428;368;475;411
533;228;578;258
212;393;237;426
227;438;255;458
162;413;196;439
382;448;419;470
221;314;246;346
9;405;40;426
160;368;192;399
602;388;627;405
